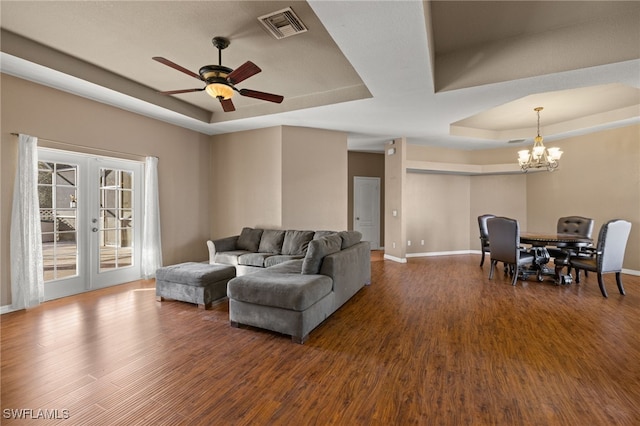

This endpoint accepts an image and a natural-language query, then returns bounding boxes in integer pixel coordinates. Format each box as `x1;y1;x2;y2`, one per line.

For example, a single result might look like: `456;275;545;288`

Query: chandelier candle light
518;107;563;172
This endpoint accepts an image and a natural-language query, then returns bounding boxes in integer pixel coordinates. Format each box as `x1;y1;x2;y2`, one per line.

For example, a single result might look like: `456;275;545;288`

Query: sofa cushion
313;230;336;240
302;234;343;274
238;253;274;267
338;230;362;249
281;230;315;255
258;230;285;254
264;254;305;268
156;262;236;287
265;259;304;274
237;227;263;252
214;250;251;266
227;272;332;311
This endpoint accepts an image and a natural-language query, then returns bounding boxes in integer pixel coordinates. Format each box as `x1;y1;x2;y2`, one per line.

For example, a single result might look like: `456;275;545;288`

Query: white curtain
141;156;163;278
10;134;44;309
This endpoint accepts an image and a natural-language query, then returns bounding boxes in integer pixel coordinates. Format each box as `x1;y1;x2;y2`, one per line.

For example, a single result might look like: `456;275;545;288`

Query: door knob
92;227;98;232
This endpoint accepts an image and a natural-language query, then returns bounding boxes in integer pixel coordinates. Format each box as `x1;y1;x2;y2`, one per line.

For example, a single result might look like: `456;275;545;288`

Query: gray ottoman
155;262;236;309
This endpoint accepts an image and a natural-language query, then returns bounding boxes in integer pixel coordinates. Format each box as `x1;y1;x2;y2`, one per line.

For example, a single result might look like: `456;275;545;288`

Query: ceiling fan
152;36;284;112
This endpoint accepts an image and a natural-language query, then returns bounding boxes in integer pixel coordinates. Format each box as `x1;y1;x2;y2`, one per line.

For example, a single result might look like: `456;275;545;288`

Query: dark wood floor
2;253;640;425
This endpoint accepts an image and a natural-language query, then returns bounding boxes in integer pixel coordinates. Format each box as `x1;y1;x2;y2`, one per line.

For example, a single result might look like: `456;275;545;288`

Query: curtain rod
10;133;153;161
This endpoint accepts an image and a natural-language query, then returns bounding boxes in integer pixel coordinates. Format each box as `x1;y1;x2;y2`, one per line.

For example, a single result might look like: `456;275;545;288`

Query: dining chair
550;215;595;275
477;214;495;267
557;216;595;237
569;219;632;297
486;217;535;286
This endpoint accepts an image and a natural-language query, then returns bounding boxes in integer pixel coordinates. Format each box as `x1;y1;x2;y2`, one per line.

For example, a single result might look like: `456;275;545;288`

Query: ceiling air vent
258;7;308;39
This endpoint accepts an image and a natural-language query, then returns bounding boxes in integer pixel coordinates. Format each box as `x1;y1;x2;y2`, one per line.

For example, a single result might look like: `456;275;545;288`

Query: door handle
92;228;98;232
356;217;360;220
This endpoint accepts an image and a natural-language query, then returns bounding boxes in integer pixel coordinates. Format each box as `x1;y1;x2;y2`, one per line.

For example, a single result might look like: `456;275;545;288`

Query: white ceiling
1;1;639;152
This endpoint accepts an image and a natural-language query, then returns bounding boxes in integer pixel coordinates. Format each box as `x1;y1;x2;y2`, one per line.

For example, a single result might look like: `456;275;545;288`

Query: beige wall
526;125;639;270
406;172;471;253
395;124;639;271
404;144;527;256
1;74;212;306
281;126;348;231
210;125;348;238
348;151;385;245
469;174;527;249
210;127;283;237
384;138;407;260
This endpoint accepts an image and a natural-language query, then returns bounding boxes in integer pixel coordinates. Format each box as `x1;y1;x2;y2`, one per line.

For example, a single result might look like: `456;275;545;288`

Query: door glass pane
104;215;117;229
121;191;132;208
103;189;117;209
38;161;78;282
38;162;53;184
99;167;135;272
100;246;117;271
38;186;53;209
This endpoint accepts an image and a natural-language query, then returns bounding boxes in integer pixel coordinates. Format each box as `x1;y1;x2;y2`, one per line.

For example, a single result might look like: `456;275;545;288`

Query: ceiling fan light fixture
154;36;283;111
205;83;234;100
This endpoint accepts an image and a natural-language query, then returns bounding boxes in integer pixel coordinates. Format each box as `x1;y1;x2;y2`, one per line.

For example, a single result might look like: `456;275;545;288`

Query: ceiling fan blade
220;98;235;112
239;88;284;104
158;88;205;95
152;57;202;80
227;61;261;85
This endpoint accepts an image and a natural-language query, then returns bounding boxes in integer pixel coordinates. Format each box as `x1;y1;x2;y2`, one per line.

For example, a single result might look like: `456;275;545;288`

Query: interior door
354;176;380;250
38;148;143;300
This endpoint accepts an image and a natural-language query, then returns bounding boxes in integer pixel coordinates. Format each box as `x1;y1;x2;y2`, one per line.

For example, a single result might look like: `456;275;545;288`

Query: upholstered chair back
478;214;495;240
597;219;632;273
557;216;595;238
487;217;520;264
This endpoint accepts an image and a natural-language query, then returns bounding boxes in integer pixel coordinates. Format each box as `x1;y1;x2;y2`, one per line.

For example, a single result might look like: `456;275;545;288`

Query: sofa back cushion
258;229;285;254
237;227;263;252
313;230;336;240
338;230;362;249
302;234;342;274
282;230;315;255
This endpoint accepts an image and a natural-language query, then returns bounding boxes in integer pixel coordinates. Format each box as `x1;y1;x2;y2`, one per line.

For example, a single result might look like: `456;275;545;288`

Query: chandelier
517;107;563;172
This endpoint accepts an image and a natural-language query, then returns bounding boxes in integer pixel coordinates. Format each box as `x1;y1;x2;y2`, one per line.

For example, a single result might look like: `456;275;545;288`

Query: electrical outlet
421;240;425;245
407;240;411;246
392;242;396;249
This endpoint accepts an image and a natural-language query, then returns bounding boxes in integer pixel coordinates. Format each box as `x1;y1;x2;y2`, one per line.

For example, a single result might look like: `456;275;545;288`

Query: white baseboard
407;250;474;258
383;254;407;263
0;304;20;315
402;250;640;276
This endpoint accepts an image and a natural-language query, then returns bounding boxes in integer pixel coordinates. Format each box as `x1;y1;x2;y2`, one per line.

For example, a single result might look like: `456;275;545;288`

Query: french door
38;148;143;300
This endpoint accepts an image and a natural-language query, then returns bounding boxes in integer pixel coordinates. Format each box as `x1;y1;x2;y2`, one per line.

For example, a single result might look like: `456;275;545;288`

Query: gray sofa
207;228;336;276
207;227;371;343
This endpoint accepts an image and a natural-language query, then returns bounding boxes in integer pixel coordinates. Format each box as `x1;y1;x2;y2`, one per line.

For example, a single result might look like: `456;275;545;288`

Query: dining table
519;232;593;285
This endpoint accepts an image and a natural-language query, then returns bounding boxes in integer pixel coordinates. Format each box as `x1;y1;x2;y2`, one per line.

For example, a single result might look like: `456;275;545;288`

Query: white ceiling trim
0;52;214;134
1;1;639;153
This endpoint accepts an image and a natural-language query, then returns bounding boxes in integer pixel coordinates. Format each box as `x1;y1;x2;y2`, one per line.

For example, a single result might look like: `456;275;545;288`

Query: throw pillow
301;234;342;274
282;230;315;255
258;229;285;254
237;227;263;252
